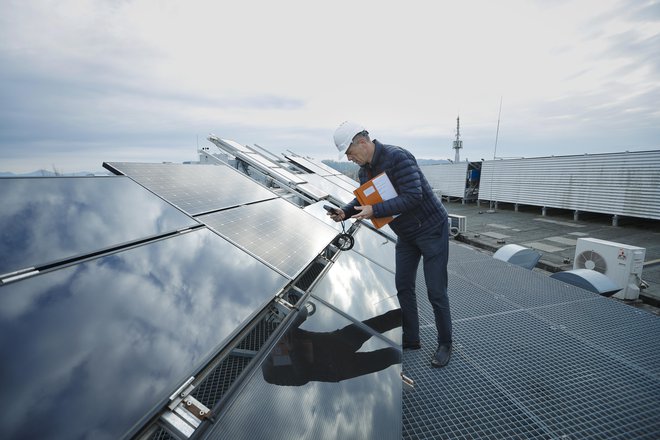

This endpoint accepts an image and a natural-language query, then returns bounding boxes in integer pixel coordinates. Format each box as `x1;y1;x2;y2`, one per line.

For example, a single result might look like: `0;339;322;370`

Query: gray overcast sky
1;0;659;173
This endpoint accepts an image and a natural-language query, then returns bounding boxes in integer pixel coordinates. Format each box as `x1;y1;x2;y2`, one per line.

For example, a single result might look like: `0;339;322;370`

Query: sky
1;0;659;174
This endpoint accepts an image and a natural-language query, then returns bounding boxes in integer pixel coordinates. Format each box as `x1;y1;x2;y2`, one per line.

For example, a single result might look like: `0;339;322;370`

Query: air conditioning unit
573;238;645;300
448;214;467;236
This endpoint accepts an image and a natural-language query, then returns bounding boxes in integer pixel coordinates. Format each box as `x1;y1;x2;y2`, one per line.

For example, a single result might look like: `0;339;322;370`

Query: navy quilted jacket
342;140;448;240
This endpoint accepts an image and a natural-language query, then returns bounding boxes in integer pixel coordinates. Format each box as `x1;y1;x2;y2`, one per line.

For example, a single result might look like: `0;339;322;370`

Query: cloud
0;66;304;139
0;0;658;172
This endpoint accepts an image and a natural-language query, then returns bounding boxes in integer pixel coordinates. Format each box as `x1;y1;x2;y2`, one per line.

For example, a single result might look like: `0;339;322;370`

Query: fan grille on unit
576;250;608;273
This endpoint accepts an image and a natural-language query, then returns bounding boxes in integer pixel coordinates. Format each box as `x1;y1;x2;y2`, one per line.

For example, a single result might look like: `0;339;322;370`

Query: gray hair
353;130;370;142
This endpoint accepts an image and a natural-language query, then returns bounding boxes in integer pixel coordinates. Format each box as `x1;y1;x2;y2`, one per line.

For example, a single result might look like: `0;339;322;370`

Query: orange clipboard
353;172;398;229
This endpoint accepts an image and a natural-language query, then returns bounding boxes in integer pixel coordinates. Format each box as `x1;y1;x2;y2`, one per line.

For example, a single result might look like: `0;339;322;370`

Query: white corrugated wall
478;150;660;220
421;163;468;198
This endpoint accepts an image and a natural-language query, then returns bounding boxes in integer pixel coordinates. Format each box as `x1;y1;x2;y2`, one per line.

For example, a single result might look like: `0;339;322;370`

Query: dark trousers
395;223;452;345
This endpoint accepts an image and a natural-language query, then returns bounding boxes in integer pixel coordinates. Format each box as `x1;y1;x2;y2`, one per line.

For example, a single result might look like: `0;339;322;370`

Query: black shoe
431;344;452;368
402;341;421;350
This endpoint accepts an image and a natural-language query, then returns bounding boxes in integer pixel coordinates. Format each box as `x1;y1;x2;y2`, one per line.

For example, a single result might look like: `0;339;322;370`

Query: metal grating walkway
402;242;660;439
192;318;280;408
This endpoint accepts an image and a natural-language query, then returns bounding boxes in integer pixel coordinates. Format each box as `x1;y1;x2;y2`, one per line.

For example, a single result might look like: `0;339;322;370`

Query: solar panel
0;176;196;277
286;155;340;176
245;152;279;169
203;300;402;440
303;156;344;175
303;201;355;233
324;174;359;192
296;182;329;200
267;166;307;184
351;226;397;272
211;139;309;186
241;152;308;184
251;143;283;162
377;223;397;240
0;227;288;439
199;198;338;279
303;174;356;204
333;172;360;187
211;144;309;188
218;138;253;153
104;162;276;215
310;250;401;345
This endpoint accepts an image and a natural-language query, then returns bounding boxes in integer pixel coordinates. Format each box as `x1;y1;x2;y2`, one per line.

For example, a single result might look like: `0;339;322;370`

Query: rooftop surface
448;200;660;306
402;201;660;439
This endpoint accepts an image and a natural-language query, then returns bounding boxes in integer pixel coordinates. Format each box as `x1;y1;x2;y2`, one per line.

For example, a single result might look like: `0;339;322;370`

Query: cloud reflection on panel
350;226;397;273
0;228;288;440
199;198;338;279
207;300;402;440
0;177;195;275
310;250;401;345
302;201;354;233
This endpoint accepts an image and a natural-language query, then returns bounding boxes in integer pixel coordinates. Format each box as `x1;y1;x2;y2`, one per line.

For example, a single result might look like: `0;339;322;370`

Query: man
328;121;453;368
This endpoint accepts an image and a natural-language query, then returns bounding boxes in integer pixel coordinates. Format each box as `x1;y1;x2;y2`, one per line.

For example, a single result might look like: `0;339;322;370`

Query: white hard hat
333;121;366;158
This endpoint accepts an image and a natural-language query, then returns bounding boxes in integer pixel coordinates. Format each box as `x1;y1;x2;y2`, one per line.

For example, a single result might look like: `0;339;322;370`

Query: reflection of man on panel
328;121;453;368
262;306;401;386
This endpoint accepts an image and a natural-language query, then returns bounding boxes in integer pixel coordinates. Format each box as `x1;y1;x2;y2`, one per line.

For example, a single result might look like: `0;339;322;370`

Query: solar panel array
207;138;342;202
206;139;360;206
0;204;289;439
1;158;403;439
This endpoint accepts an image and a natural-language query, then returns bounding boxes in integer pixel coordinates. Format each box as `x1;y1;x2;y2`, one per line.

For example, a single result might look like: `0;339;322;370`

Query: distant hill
0;169;108;177
321;160;359;179
417;159;451;165
322;158;450;180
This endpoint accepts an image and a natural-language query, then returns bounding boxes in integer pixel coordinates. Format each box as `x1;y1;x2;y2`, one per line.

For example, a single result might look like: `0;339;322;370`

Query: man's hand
351;205;373;221
327;208;346;222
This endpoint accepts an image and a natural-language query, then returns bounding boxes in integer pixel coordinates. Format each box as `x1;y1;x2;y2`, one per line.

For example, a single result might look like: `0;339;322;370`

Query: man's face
345;138;369;166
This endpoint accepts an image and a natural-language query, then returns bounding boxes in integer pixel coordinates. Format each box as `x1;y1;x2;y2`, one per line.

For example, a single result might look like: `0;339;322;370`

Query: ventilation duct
493;244;542;270
550;268;622;297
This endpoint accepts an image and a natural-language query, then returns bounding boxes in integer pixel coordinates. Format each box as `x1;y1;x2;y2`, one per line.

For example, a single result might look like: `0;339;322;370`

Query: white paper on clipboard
372;173;397;201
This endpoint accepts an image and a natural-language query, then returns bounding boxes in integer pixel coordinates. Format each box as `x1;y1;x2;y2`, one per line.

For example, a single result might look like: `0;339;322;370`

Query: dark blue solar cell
0;176;196;277
104;162;277;215
0;228;288;439
199;198;337;279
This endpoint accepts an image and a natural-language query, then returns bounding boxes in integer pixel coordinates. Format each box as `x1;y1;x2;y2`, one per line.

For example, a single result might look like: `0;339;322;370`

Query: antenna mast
493;97;502;159
487;97;503;213
452;115;462;163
